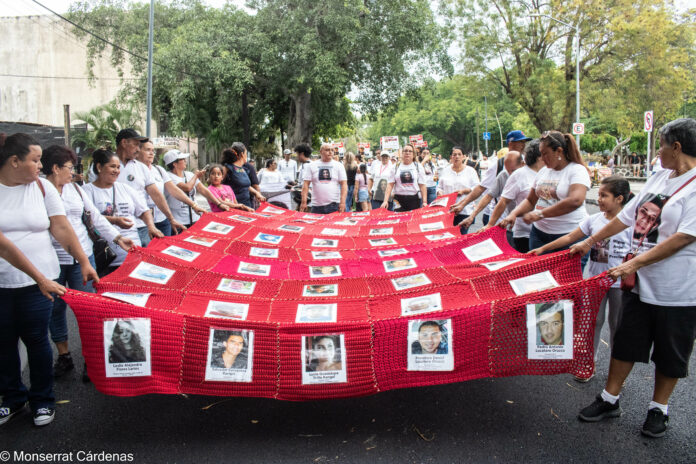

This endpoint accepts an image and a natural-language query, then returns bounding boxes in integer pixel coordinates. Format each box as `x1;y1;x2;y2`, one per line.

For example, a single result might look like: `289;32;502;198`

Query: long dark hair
0;133;39;168
92;148;117;175
221;142;247;165
600;176;633;205
539;131;585;166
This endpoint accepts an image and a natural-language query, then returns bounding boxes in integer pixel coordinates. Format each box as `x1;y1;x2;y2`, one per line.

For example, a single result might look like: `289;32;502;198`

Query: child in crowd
206;164;254;212
354;164;370;211
530;176;633;380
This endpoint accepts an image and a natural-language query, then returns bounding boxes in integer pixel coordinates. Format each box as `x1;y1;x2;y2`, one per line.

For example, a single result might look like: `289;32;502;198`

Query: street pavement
4;189;695;464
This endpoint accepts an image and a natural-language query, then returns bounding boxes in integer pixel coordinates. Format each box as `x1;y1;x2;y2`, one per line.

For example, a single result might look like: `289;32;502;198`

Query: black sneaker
82;362;91;383
33;407;55;426
0;402;27;426
53;353;74;378
641;408;669;438
578;395;622;422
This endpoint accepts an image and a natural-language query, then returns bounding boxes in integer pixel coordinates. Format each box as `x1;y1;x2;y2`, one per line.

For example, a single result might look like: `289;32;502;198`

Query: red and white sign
357;142;371;149
380;136;400;151
572;123;585;135
644;111;653;132
409;134;423;144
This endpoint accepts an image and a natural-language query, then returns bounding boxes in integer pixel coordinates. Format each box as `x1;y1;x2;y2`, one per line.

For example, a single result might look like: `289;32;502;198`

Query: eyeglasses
62;165;75;173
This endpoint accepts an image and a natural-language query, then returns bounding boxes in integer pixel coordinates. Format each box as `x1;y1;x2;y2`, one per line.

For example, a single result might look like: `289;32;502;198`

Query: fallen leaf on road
412;426;435;442
550;408;561;420
506;400;514;404
299;434;323;437
251;420;259;424
566;382;581;391
56;400;70;404
201;398;234;410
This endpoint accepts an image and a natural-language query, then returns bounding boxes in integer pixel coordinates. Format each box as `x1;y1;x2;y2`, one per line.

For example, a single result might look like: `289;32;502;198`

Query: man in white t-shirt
279;149;298;184
301;143;348;214
115;128;185;246
450;130;531;223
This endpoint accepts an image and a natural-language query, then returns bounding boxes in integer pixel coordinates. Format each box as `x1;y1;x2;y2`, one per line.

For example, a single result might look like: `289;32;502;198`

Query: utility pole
63;104;71;148
475;107;480;155
145;0;154;137
484;96;489;157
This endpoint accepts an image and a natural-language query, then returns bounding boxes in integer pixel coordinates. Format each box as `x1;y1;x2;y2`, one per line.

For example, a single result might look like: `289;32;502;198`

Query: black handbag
74;184;117;272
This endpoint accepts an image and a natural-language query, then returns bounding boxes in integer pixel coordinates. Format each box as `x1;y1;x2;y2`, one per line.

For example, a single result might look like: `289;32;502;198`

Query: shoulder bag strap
36;179;46;197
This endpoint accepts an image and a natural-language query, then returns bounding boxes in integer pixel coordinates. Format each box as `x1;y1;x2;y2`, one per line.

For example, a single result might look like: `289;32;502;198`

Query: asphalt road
3;201;695;464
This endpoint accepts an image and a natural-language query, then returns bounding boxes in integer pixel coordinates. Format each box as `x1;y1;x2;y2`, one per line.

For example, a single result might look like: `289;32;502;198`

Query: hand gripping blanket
63;194;611;400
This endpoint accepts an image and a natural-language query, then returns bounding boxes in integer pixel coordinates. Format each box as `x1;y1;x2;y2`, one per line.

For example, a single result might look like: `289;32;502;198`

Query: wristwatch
112;234;122;245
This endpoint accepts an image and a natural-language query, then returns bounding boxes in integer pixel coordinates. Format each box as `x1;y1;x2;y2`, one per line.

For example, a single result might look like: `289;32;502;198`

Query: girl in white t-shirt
531;176;633;375
382;143;427;211
501;131;591;254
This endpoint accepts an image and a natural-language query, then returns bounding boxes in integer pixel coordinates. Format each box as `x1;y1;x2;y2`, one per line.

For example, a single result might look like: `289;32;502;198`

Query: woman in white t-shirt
531;176;632;378
83;149;162;274
501;131;590;252
419;148;438;205
43;145;133;378
572;118;696;438
437;146;480;232
382;143;427;211
138;143;205;235
0;133;98;427
259;159;291;209
488;140;546;252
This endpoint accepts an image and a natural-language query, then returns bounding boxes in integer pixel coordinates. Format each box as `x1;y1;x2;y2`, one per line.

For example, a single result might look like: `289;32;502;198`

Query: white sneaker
33;407;55;426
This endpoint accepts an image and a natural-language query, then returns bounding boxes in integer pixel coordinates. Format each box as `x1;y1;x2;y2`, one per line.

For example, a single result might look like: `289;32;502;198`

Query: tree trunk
287;90;313;148
242;90;251;148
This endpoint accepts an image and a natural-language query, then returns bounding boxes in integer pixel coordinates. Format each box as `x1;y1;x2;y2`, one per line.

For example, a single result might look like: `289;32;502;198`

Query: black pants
394;194;421;212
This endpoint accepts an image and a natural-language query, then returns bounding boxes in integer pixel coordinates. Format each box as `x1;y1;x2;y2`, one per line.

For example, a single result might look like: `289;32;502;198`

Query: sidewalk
586;178;646;206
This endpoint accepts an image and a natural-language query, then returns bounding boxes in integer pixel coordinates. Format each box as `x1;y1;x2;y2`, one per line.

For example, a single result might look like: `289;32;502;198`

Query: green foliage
71;101;142;150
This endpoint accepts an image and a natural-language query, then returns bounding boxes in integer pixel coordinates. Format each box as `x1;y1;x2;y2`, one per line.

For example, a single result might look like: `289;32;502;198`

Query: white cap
163;150;190;166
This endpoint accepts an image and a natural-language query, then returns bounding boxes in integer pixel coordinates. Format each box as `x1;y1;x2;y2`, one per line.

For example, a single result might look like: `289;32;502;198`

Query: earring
558;156;562;160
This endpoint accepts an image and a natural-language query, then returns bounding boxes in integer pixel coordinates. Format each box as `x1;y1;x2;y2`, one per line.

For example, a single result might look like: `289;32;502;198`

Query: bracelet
112;234;122;245
584;237;594;247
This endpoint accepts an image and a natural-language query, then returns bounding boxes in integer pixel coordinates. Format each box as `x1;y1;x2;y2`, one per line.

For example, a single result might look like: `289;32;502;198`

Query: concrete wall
0;15;149;130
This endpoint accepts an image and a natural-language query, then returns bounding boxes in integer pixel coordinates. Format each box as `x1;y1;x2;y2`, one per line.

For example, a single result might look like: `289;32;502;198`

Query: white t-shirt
0;178;65;288
278;158;297;183
166;171;201;225
259;169;285;188
421;161;437;188
369;162;394;202
52;183;120;264
480;160;499;191
501;166;537;238
303;160;347;206
389;162;426;196
437;165;480;214
533;163;590;234
580;213;631;288
617;167;696;306
145;164;172;223
83;182;147;266
118;158;155;228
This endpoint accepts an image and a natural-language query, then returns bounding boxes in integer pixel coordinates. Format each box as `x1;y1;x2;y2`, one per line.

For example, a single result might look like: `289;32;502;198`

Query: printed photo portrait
419;221;444;232
237;261;272;277
526;300;573;360
311;250;343;260
160;245;200;262
253;233;284;245
407;319;454;371
428;197;448;207
301;334;347;384
422;211;446;219
309;265;342;278
312;238;339;248
383;257;417;273
183;235;217;247
103;318;151;377
205;329;254;382
462;238;504;262
400;293;443;316
481;258;524;271
510;271;560;296
228;214;255;223
377;219;400;225
369;237;398;247
278;224;304;232
377;248;409;257
334;218;362;226
204;301;250;320
101;292;151;307
302;283;339;297
321;228;347;236
128;262;176;285
293;218;318;224
369;227;394;236
217;278;256;295
202;222;235;234
425;232;455;242
295;303;338;323
318;168;332;181
391;273;432;291
261;205;286;215
633;193;668;247
249;247;280;259
590;239;610;264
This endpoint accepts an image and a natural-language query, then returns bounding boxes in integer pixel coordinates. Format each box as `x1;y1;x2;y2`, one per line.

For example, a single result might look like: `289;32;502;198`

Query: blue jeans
137;226;150;247
482;214;490;226
50;255;96;344
426;187;437;205
0;285;55;411
529;225;589;269
311;202;339;214
155;218;172;237
345;185;355;211
371;200;394;211
454;214;472;235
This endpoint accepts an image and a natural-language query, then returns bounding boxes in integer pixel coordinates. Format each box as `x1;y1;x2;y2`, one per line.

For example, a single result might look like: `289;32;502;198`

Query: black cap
116;128;148;147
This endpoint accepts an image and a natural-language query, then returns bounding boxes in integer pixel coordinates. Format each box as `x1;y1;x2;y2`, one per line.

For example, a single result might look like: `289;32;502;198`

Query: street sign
644;111;653;132
482;132;491;140
572;123;585;135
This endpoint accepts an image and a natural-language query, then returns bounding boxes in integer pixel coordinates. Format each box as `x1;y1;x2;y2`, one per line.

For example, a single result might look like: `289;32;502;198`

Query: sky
1;0;249;16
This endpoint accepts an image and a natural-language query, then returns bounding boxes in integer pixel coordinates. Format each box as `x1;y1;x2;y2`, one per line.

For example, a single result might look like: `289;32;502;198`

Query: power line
0;73;138;81
29;0;203;80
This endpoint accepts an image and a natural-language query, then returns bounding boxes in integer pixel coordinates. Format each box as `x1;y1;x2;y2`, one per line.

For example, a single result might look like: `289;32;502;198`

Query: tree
71;101;142;150
442;0;696;135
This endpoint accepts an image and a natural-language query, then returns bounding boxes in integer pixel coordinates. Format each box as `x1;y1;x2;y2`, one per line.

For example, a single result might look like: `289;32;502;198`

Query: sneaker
82;362;91;383
33;407;55;427
641;408;669;438
0;402;27;426
53;353;74;378
578;395;622;422
574;372;595;383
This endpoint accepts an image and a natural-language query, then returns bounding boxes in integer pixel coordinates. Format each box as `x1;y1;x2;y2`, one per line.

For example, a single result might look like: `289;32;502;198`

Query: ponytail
563;133;585;166
540;131;585;166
